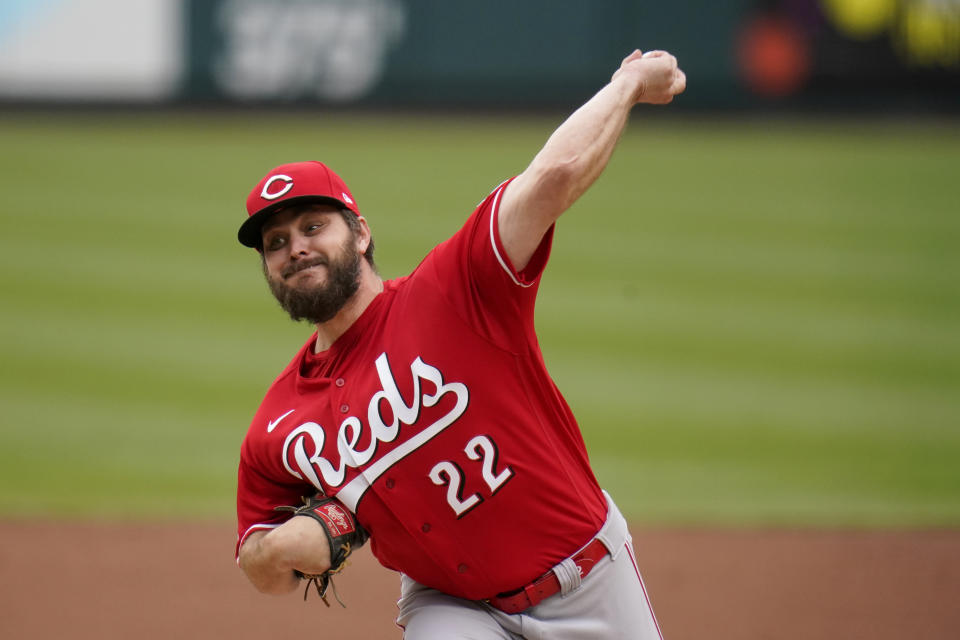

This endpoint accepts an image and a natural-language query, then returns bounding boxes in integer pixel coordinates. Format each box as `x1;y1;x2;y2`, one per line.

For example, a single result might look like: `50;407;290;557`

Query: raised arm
497;50;686;271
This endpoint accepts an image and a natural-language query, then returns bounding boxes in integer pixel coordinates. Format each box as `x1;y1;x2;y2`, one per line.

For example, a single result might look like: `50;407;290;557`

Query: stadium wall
0;0;957;111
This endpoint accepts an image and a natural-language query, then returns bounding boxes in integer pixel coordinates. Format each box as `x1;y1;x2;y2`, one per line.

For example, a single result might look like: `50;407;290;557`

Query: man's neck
313;268;384;353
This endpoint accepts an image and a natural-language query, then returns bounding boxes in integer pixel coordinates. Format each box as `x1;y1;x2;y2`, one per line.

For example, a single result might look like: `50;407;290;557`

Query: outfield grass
0;111;957;526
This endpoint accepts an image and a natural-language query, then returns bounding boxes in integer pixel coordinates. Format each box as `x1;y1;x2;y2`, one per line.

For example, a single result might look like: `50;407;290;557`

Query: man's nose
288;232;310;258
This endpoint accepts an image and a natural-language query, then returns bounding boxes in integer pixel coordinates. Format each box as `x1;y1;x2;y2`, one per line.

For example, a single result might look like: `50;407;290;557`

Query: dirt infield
1;521;958;639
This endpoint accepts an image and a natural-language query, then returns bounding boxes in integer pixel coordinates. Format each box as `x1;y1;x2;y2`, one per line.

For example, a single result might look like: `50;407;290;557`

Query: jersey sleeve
420;178;555;351
235;443;308;558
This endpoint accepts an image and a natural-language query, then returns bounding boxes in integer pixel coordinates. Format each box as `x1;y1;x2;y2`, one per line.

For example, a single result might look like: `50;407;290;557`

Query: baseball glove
275;494;369;606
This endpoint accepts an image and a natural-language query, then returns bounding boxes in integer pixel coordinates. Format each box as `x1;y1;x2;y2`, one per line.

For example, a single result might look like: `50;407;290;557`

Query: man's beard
264;242;362;325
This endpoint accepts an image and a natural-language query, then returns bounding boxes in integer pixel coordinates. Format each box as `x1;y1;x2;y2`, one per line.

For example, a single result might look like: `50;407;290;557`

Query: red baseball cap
238;161;360;249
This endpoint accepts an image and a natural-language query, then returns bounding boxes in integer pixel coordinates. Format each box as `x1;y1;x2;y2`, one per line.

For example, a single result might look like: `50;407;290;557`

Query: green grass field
1;111;957;526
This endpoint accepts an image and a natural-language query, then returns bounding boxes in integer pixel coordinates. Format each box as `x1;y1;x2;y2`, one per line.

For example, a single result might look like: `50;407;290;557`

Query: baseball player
235;49;685;639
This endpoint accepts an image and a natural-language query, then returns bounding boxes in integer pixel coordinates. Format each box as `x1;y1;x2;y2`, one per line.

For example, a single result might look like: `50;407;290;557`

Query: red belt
486;538;608;614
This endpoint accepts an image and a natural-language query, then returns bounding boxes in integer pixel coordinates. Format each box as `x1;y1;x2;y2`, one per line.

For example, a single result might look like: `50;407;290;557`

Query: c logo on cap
261;174;294;200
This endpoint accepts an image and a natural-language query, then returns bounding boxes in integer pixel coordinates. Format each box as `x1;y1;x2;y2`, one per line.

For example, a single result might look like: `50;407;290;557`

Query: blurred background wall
1;0;957;112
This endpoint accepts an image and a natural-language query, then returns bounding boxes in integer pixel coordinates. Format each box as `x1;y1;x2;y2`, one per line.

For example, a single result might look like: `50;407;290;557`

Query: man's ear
355;216;372;253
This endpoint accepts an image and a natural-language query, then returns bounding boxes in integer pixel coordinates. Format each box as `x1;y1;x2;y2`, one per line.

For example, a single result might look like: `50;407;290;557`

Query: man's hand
612;49;686;105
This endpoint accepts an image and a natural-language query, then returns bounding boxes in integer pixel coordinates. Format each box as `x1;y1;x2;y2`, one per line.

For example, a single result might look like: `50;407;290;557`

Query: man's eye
264;236;285;251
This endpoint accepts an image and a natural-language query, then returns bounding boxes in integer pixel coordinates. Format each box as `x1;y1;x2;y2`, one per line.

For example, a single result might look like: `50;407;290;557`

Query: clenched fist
612;49;686;105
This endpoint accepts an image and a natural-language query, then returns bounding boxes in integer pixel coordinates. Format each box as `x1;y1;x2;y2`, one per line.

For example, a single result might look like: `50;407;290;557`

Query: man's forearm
238;519;333;595
496;77;638;270
497;50;685;271
238;530;302;595
526;74;641;215
529;49;685;214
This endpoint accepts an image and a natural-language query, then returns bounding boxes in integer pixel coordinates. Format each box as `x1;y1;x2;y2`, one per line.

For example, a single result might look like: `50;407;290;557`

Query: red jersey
236;179;607;600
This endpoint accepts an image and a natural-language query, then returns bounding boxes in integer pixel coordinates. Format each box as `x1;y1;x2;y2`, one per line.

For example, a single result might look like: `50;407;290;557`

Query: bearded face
263;234;363;325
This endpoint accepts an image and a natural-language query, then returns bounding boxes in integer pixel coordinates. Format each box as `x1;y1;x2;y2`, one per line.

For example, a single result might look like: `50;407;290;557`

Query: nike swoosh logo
267;409;295;433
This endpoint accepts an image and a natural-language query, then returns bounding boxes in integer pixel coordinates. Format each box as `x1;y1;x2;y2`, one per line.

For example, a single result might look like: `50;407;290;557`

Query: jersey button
339;404;349;413
457;563;469;574
385;478;395;489
335;378;345;387
421;523;431;533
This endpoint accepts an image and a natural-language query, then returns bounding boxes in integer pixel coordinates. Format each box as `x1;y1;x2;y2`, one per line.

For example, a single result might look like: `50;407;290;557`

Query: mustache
282;256;329;280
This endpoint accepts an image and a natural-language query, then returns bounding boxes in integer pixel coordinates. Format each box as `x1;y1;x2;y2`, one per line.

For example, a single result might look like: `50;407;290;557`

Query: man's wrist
610;69;647;105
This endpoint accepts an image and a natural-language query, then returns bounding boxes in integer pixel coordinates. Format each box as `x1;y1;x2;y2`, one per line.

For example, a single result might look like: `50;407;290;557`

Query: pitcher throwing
234;49;685;639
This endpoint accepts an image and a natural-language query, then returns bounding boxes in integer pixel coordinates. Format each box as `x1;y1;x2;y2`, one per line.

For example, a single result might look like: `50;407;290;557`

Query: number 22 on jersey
428;434;514;517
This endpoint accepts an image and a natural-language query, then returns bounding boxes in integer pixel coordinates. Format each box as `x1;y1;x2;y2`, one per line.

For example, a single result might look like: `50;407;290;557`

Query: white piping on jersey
489;182;535;289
